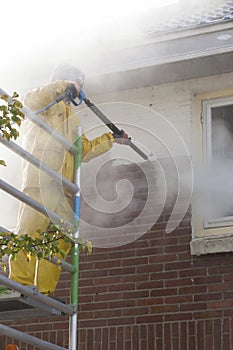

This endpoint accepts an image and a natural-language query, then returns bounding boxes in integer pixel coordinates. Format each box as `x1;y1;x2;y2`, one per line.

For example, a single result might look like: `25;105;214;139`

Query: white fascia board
87;24;233;77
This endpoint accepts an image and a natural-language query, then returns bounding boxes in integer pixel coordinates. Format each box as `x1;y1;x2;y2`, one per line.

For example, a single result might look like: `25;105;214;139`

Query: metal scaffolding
0;88;82;350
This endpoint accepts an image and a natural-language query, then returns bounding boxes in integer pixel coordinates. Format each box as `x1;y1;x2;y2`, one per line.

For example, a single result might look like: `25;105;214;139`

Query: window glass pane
208;104;233;221
212;105;233;160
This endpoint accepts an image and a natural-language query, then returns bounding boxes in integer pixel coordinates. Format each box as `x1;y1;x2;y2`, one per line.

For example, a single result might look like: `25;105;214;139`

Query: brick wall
77;211;233;350
2;159;233;349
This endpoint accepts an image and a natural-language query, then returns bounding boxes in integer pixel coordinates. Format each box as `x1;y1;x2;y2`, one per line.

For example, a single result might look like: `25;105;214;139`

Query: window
191;91;233;255
203;98;233;227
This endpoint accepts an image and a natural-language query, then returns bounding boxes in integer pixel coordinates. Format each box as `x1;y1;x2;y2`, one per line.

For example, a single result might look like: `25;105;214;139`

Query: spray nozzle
66;89;86;107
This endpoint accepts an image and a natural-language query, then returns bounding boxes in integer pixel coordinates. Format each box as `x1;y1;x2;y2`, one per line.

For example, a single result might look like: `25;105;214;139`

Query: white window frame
191;90;233;256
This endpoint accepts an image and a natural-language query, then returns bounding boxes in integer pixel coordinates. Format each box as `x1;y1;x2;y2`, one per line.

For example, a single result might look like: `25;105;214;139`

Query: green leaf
0;286;7;294
0;222;92;265
0;94;8;102
12;92;19;98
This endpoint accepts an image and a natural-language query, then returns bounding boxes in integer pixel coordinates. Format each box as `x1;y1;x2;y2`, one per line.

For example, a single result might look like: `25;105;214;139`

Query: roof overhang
84;23;233;94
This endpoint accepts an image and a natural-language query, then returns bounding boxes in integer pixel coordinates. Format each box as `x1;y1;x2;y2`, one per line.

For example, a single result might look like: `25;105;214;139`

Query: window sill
190;233;233;256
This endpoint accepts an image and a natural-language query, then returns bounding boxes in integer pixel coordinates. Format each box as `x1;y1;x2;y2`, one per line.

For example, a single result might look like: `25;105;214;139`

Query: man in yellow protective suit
9;64;127;295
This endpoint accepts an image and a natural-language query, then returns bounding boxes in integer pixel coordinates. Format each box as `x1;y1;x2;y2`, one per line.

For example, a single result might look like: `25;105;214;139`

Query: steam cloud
195;120;233;224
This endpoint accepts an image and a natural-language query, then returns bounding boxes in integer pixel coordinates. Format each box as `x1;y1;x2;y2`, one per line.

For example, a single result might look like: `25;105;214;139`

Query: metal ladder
0;88;81;350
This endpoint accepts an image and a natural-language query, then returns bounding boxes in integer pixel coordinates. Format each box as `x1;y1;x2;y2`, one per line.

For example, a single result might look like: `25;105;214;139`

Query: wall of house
80;71;233;159
2;72;233;349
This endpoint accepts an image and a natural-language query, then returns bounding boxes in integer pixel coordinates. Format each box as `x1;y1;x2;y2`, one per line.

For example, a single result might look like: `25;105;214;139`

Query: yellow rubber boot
9;250;37;286
36;238;71;294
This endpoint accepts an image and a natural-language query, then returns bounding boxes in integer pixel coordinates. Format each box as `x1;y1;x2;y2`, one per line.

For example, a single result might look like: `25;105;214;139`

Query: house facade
2;0;233;348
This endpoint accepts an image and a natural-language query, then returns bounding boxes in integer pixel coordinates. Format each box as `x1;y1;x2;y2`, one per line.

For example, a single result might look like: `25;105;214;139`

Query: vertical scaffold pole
69;126;82;350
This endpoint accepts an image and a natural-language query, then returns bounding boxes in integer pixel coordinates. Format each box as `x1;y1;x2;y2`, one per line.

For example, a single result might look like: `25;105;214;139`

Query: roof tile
145;0;233;36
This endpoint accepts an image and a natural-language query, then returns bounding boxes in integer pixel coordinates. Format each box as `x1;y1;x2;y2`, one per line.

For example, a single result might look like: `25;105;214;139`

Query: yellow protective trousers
9;186;72;294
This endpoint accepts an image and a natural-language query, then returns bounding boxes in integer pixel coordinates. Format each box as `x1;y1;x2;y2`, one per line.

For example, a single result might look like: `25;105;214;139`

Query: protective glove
66;82;80;99
112;129;130;144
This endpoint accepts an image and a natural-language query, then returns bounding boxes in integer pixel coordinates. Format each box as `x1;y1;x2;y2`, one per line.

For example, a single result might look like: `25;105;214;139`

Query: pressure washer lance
34;90;77;115
75;91;149;160
35;89;149;160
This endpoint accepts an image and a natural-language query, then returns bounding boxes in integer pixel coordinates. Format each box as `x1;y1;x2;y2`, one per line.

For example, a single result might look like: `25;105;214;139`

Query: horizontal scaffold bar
0;323;68;350
0;225;75;273
0;88;79;155
0;179;75;229
0;135;78;194
0;274;75;315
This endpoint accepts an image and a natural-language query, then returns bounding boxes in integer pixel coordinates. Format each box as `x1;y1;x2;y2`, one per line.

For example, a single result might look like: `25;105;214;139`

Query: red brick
136;245;164;256
180;322;188;349
180;302;207;312
94;275;121;286
80;268;108;278
164;323;171;349
206;334;214;350
107;317;135;326
27;323;53;332
77;310;94;320
193;310;223;319
149;253;177;264
179;267;207;278
208;300;233;310
205;319;213;335
150;304;179;314
208;283;233;293
156;336;163;349
151;270;177;280
165;277;193;288
78;344;85;350
122;257;148;266
109;299;135;309
209;264;233;275
165;243;189;253
122;273;148;283
80;301;107;311
79;318;107;328
224;309;233;317
79;284;108;295
194;292;222;302
165;260;192;271
136;315;164;324
213;319;222;350
137;280;163;290
193;275;222;285
132;325;139;350
108;282;135;292
95;292;121;302
109;266;135;276
197;320;205;350
136;296;162;306
102;328;108;349
151;289;178;301
94;259;122;269
137;262;163;273
179;285;207;295
125;340;131;350
87;329;94;350
223;273;233;282
79;294;94;303
223;291;233;300
122;307;148;316
116;327;124;349
165;294;192;304
223;333;230;350
164;312;193;322
173;337;180;350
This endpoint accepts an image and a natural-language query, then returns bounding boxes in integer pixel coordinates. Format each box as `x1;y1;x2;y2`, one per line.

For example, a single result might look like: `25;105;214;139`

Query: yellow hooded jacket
9;80;114;293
